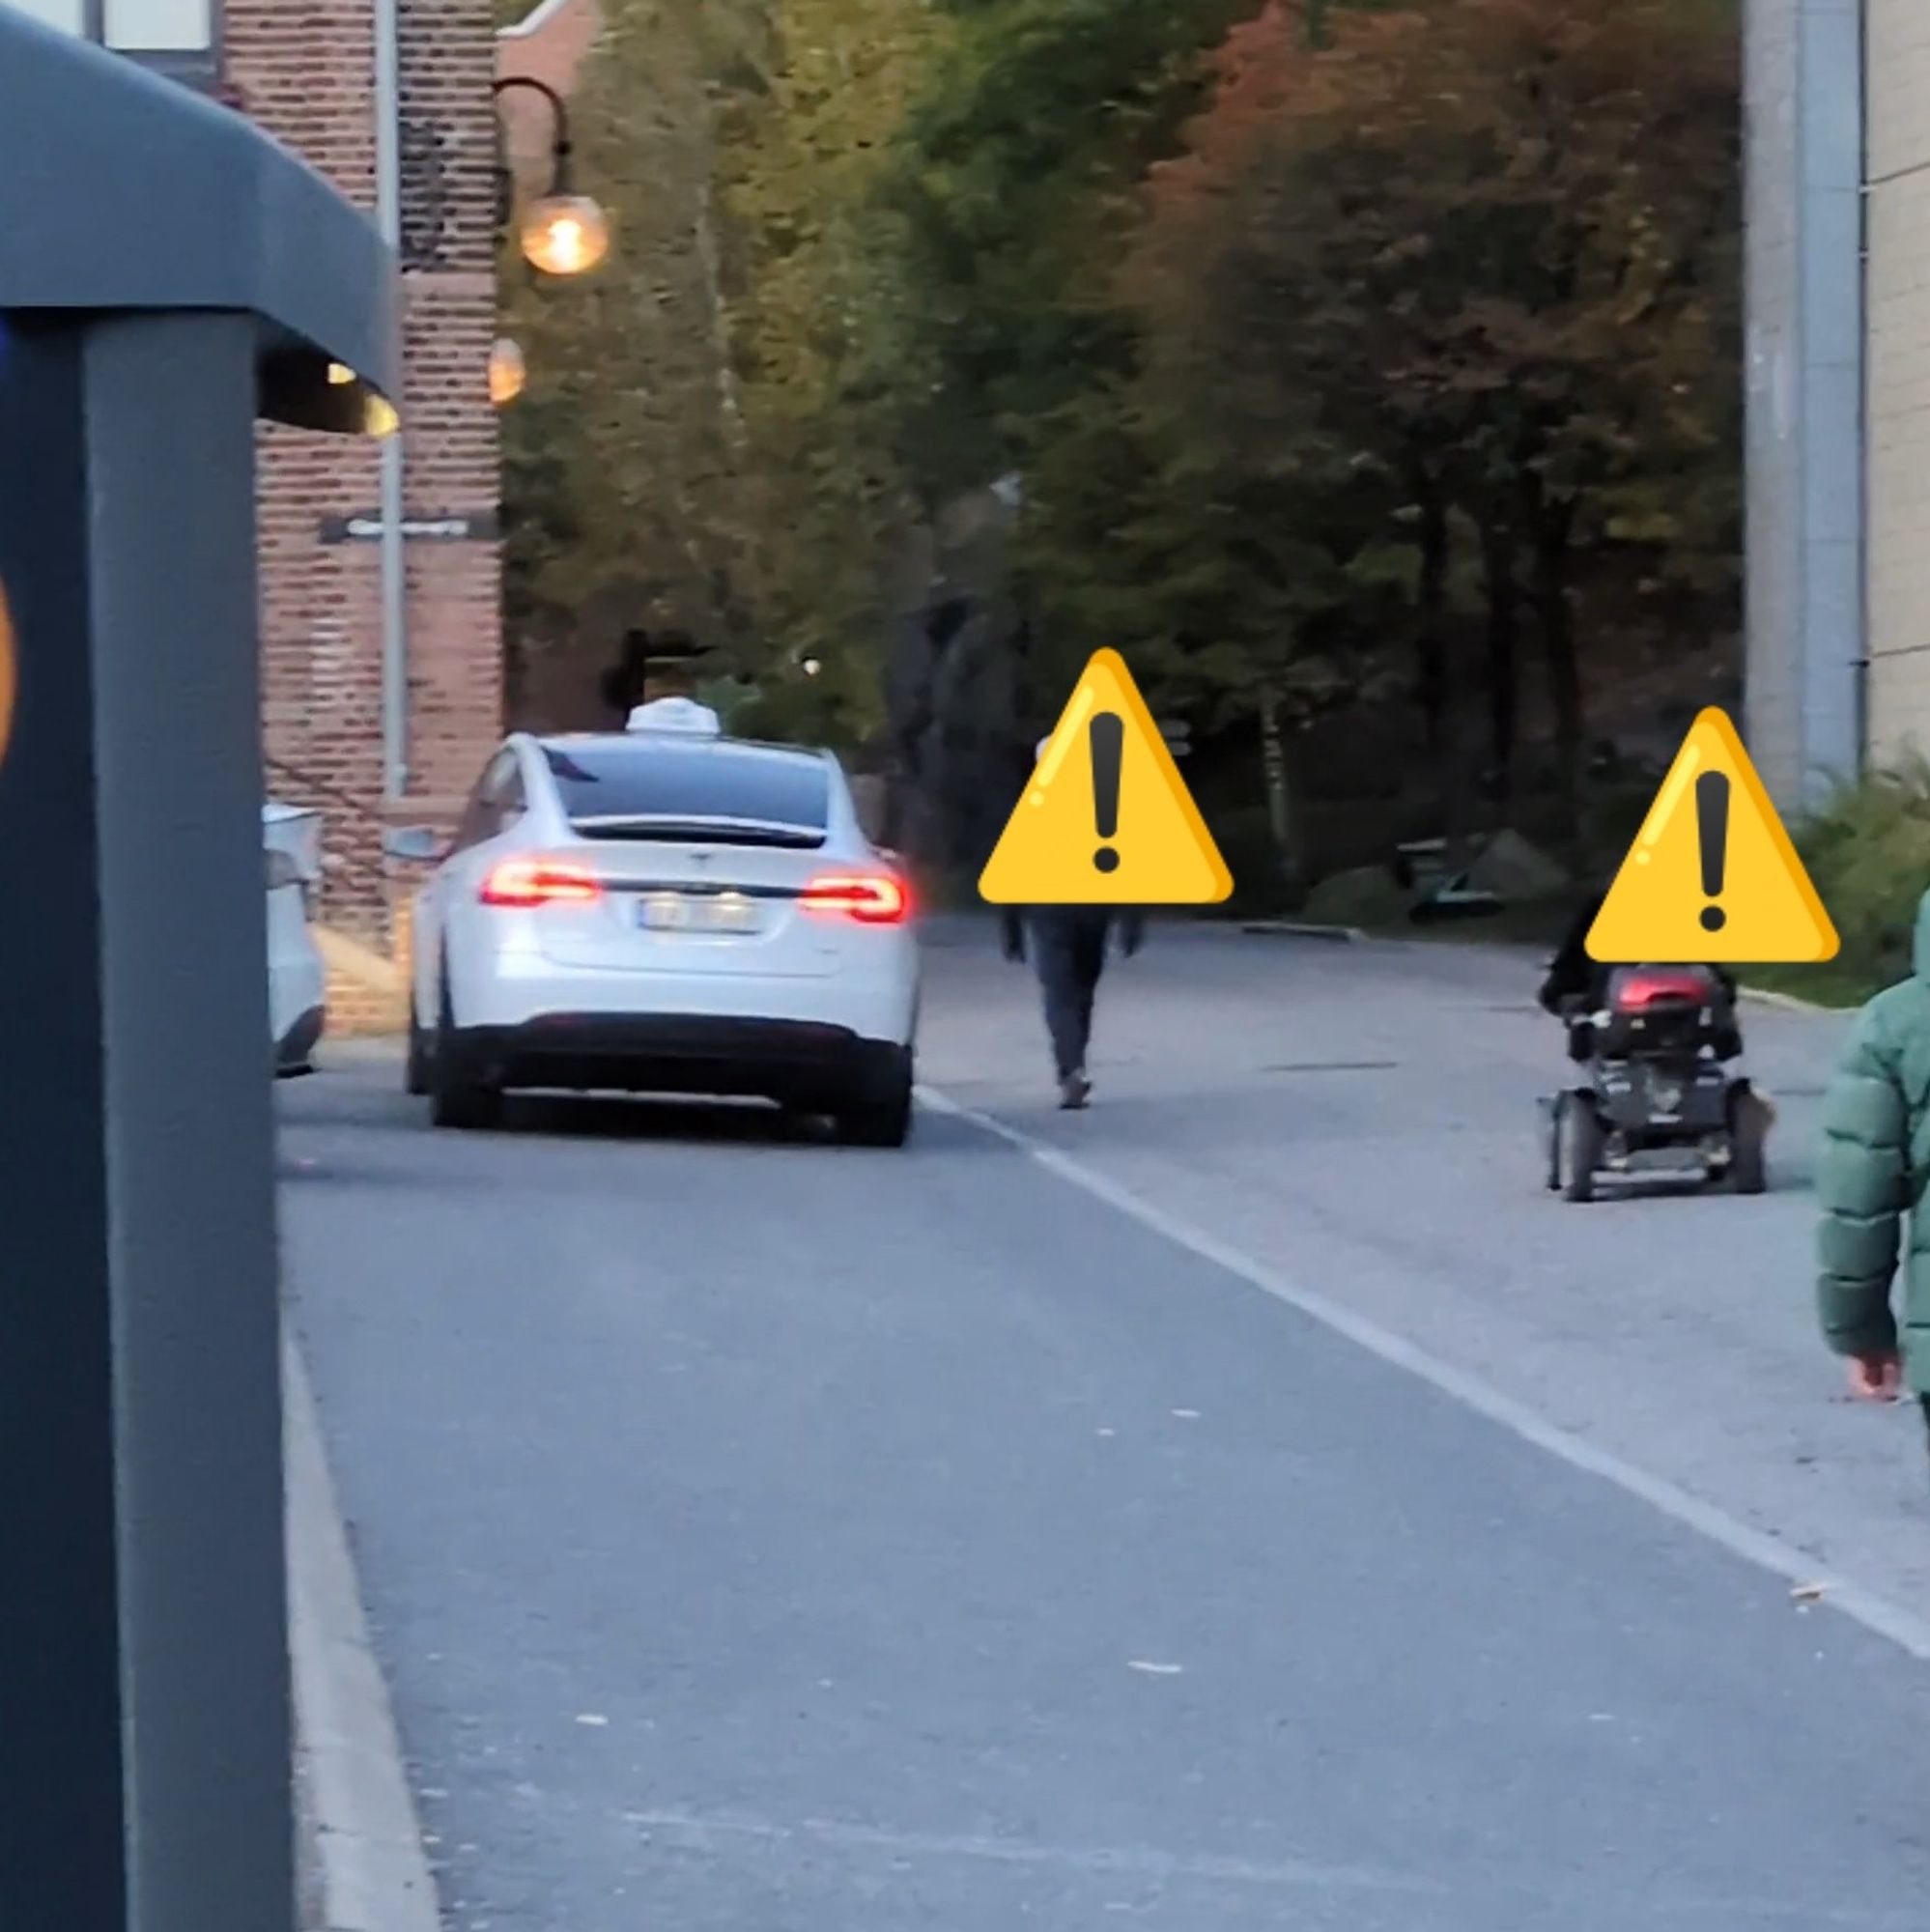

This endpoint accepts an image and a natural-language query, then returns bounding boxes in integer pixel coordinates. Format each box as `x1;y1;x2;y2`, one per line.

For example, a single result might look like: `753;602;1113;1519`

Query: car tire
837;1050;914;1150
405;997;430;1097
1728;1084;1769;1196
428;970;502;1131
1554;1091;1602;1203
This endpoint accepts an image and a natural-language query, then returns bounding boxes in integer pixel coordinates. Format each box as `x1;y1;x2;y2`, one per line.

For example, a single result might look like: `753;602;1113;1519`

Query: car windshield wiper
568;813;824;848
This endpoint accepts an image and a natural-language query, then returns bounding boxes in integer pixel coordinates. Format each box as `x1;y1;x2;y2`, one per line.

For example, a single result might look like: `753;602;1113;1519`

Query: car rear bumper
465;954;919;1044
460;1011;909;1103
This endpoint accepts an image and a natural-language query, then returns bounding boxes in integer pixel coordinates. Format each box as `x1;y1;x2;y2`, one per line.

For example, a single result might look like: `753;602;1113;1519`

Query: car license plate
639;893;761;935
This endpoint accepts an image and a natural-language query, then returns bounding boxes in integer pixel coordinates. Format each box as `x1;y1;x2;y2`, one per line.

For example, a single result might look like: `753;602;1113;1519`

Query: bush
1789;756;1930;999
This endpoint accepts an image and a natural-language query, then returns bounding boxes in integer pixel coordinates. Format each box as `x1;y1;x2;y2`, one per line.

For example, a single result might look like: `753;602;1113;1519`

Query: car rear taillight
1613;968;1714;1010
479;858;603;908
800;872;910;923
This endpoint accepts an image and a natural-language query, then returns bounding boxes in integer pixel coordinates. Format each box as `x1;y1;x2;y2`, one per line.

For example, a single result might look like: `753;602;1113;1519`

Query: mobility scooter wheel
1727;1085;1770;1196
1554;1092;1604;1203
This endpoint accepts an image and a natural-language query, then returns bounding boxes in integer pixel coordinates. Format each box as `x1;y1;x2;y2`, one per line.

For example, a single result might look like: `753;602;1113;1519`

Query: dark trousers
1031;915;1110;1080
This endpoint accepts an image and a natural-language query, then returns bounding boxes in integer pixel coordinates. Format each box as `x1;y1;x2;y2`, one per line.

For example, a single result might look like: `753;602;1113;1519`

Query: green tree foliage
498;0;773;709
1126;0;1740;822
499;0;1742;884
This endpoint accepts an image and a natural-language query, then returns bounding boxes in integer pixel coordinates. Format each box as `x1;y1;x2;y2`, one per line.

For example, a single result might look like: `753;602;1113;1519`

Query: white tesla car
401;714;920;1143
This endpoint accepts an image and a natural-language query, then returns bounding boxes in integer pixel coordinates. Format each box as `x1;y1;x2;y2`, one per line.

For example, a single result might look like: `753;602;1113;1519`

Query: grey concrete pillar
0;14;397;1927
1744;0;1865;812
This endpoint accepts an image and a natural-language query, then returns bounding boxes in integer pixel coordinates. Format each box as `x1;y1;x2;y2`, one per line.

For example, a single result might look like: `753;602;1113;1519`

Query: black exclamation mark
1091;712;1123;874
1696;771;1729;932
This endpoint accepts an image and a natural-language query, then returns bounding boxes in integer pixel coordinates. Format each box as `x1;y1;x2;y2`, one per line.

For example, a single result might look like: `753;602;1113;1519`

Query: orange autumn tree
1128;0;1741;829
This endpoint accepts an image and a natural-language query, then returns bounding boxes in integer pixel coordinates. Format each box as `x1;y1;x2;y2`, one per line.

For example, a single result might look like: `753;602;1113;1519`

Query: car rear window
540;740;832;844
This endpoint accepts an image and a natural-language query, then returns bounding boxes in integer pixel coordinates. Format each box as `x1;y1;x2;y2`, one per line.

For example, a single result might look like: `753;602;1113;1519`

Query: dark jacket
1537;894;1739;1016
1816;888;1930;1391
1538;895;1610;1015
1000;907;1144;967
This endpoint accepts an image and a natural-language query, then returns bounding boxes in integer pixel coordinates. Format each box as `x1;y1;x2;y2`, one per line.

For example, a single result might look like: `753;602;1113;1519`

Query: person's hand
1847;1351;1903;1402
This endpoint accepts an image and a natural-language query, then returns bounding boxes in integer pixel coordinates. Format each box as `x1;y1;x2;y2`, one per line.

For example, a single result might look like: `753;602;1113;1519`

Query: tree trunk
1259;683;1302;896
502;625;528;726
1479;511;1519;816
1525;484;1582;842
1415;474;1448;760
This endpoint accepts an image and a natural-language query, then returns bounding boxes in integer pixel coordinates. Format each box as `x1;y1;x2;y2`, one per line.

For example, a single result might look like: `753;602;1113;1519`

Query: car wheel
1728;1084;1769;1196
1539;1097;1561;1192
837;1050;914;1149
428;969;501;1131
1554;1091;1602;1203
404;996;430;1097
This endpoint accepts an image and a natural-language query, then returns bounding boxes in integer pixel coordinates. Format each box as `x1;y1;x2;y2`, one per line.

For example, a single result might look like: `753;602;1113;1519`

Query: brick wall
397;0;504;822
1867;0;1930;767
227;0;504;945
497;0;602;170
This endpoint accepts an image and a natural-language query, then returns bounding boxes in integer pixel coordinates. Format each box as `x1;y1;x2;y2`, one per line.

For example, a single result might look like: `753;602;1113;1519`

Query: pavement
278;921;1930;1931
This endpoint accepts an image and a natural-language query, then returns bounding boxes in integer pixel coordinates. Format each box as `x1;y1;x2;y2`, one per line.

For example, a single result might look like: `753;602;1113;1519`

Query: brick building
235;0;505;944
17;0;513;952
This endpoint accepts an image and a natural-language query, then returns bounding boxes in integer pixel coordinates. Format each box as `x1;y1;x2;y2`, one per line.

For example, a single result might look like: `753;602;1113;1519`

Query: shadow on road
279;1065;999;1158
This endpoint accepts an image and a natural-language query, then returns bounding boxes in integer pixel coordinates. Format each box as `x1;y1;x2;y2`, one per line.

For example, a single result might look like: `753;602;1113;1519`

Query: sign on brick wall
318;509;499;543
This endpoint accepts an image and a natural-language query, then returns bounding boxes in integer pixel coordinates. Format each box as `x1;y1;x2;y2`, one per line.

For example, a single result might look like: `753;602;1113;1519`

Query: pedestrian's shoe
1059;1068;1092;1111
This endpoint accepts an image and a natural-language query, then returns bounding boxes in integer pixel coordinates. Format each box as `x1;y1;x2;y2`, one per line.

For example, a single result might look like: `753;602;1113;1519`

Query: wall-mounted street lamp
488;336;527;408
494;75;610;278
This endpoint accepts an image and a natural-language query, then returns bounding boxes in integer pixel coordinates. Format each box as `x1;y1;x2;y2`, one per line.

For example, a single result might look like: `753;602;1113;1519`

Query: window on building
104;0;213;53
11;0;87;30
14;0;219;79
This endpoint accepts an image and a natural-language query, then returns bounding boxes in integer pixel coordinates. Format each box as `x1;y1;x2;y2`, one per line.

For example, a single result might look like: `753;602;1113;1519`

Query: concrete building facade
1747;0;1930;807
1743;0;1863;812
1863;0;1930;772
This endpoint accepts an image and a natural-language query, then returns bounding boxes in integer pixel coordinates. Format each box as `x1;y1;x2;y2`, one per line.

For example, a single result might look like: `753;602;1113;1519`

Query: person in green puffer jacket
1815;886;1930;1459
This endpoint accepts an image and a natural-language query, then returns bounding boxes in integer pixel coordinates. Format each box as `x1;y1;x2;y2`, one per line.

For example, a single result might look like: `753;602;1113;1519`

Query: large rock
1302;865;1411;928
1467;828;1571;901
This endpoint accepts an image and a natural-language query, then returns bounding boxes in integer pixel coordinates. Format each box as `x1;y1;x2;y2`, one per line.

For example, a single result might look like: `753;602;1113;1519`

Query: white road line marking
917;1085;1930;1664
609;1804;1921;1922
614;1807;1435;1895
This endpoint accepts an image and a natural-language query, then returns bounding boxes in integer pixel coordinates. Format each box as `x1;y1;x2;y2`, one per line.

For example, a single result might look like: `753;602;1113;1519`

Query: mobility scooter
1542;962;1769;1203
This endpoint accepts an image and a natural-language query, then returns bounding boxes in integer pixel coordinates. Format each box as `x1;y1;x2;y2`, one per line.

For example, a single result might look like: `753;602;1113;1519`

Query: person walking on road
1000;904;1143;1110
1816;884;1930;1469
995;733;1144;1108
626;644;721;737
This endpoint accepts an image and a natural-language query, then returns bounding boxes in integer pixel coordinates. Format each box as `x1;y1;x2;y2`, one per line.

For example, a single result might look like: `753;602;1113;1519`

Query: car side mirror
384;826;442;863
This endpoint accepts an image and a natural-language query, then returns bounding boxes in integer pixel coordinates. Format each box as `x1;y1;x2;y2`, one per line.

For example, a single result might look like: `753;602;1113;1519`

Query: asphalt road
280;924;1930;1931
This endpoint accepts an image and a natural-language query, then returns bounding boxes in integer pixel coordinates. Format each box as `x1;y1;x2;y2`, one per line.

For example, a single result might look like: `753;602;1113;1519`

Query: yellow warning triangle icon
1588;708;1837;964
979;649;1232;905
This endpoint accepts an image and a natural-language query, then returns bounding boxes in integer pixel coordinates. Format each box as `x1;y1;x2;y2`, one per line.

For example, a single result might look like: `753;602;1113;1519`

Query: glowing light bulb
489;337;527;407
521;194;610;276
